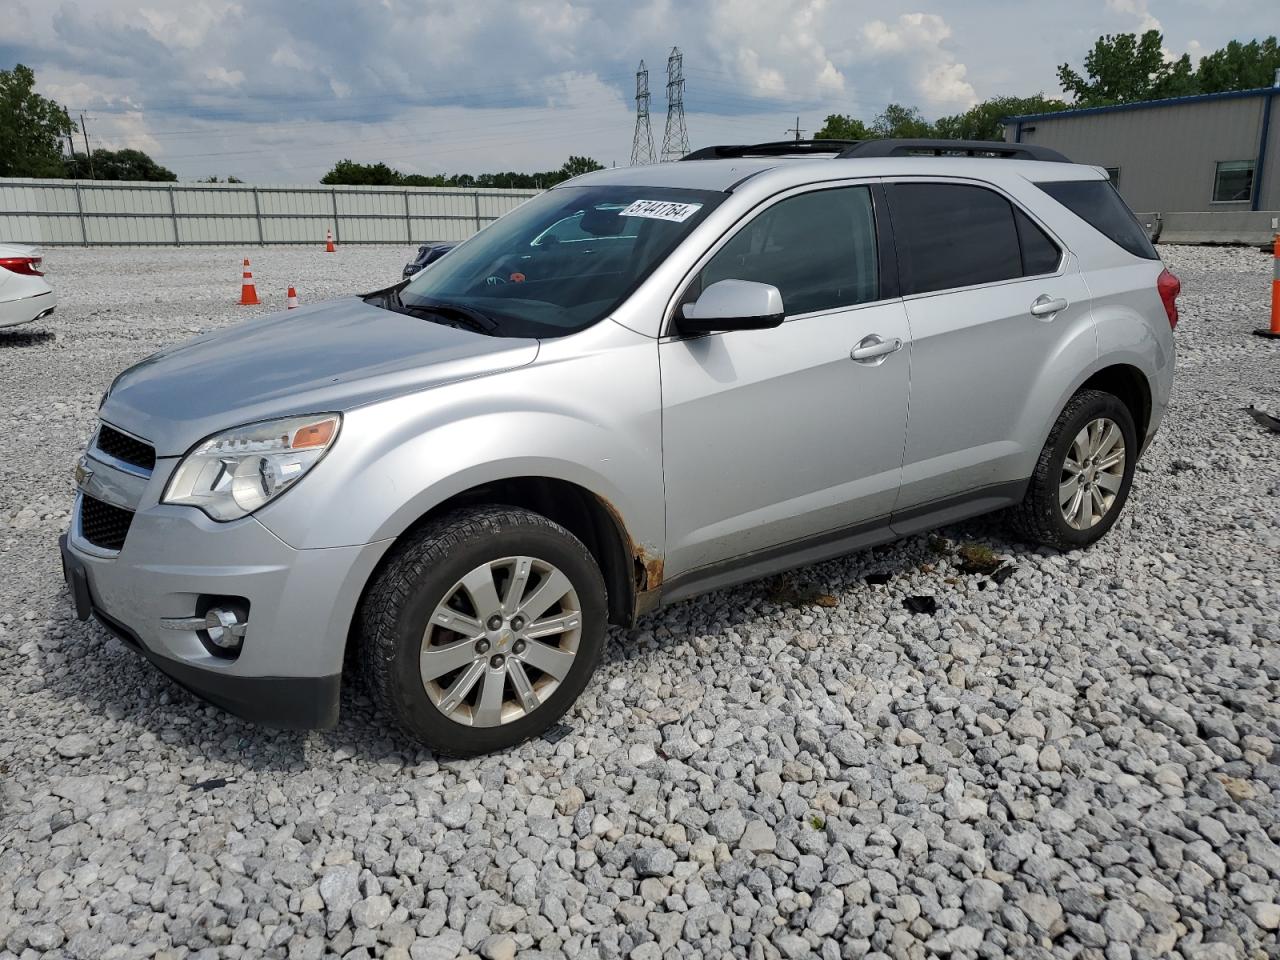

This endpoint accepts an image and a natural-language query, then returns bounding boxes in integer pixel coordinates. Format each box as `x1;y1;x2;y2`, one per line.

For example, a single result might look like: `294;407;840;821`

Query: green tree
1196;37;1280;92
933;95;1067;141
0;64;75;177
814;104;934;141
871;103;935;138
199;175;244;183
65;148;176;181
320;159;403;185
321;156;603;189
813;114;872;140
1058;30;1198;106
559;155;604;178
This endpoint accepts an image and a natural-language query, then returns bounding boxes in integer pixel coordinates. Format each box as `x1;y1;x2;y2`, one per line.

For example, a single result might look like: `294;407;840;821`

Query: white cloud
1105;0;1162;33
922;62;976;105
861;13;952;54
9;0;1269;181
856;13;975;109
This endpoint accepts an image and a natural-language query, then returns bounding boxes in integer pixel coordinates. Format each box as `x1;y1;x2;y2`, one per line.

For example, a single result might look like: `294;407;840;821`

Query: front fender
254;324;664;558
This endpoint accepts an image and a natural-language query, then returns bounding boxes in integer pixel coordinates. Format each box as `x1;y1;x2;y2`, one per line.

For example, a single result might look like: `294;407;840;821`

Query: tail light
1157;268;1180;329
0;256;43;277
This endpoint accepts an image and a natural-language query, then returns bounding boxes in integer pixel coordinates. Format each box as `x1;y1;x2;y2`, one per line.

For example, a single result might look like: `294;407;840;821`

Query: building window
1104;167;1120;187
1213;160;1254;202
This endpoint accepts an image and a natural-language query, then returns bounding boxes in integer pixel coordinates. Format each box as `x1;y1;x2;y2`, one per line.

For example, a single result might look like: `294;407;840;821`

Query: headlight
163;414;340;521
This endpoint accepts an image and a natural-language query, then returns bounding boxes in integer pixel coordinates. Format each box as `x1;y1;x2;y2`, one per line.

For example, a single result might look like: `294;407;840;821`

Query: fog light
203;608;247;650
160;604;248;658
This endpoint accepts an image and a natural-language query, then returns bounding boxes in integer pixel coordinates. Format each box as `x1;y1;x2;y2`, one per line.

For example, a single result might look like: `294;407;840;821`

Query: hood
102;297;539;455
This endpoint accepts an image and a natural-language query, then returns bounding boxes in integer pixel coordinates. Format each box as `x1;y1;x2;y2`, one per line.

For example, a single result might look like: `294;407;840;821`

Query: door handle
1030;295;1068;318
850;335;904;363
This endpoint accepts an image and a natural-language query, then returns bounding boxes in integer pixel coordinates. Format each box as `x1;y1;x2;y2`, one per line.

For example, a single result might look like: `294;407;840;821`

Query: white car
0;243;57;329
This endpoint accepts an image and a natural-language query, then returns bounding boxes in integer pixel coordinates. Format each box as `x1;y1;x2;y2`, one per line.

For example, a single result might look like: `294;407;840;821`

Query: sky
0;0;1267;183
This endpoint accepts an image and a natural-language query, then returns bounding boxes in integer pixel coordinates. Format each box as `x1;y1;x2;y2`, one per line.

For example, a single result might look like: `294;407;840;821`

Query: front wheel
360;506;607;756
1008;389;1138;551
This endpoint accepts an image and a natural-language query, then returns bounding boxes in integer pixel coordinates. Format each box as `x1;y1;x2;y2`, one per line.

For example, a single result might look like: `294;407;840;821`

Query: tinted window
1036;179;1158;260
889;183;1023;295
1014;208;1062;275
694;186;879;316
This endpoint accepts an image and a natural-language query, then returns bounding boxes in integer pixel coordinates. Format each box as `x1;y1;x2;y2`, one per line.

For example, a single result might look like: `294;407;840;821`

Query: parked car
403;241;457;279
0;243;57;329
62;139;1179;756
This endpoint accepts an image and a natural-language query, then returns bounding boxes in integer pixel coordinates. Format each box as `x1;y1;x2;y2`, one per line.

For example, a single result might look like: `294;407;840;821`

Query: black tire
359;505;607;757
1008;389;1138;551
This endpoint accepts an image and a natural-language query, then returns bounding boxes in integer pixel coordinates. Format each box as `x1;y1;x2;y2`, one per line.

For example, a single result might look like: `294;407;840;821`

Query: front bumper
60;492;390;730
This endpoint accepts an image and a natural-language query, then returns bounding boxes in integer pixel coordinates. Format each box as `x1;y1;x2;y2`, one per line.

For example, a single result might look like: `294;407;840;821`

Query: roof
563;155;1100;195
1004;85;1280;124
560;158;780;192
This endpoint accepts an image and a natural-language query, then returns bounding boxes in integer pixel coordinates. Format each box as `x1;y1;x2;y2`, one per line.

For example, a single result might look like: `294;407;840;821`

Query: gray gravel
2;243;1279;960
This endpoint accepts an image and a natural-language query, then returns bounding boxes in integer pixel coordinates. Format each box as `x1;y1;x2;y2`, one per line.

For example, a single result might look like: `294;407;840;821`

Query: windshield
400;185;723;337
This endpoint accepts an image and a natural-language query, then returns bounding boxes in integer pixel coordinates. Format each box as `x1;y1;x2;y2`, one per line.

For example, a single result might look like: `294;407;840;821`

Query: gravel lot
1;243;1278;960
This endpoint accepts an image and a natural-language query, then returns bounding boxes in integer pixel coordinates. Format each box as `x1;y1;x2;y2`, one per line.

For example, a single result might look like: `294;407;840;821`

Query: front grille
96;424;156;472
80;495;134;551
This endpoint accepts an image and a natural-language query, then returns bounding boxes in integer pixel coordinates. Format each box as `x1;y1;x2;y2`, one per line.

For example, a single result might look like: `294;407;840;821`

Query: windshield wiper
403;297;501;333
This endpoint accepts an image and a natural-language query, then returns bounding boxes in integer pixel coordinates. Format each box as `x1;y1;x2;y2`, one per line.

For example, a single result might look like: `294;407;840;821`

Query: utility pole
630;60;656;166
786;117;805;142
79;113;95;179
660;47;689;162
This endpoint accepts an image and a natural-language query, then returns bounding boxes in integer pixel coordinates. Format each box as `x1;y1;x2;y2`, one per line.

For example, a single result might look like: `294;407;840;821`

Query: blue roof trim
1003;85;1278;124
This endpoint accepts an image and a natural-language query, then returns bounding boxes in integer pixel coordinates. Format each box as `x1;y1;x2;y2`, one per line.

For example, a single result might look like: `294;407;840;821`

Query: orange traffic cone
325;229;336;253
286;286;299;309
239;258;260;305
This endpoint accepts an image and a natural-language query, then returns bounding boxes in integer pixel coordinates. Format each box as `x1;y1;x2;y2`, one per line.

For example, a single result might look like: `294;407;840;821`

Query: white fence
0;178;540;246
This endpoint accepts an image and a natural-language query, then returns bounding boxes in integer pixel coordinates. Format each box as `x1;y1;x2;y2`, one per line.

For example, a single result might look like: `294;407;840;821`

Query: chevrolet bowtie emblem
74;459;93;488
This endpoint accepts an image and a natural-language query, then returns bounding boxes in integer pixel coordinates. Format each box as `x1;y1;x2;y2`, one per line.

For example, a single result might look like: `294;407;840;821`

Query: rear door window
1014;208;1062;276
887;183;1023;295
1035;179;1158;260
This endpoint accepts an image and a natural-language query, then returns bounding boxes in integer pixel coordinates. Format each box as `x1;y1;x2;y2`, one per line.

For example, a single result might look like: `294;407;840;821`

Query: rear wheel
360;506;607;756
1008;389;1138;550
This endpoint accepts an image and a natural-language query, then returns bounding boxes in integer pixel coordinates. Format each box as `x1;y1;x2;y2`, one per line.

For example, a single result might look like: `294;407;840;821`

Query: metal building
1004;84;1279;244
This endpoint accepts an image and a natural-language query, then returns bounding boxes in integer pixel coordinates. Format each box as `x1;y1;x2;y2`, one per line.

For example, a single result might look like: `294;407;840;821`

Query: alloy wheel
1059;417;1126;530
419;556;582;727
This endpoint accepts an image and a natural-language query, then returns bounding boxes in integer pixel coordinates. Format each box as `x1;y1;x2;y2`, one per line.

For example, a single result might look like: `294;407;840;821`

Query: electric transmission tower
630;60;656;166
660;46;689;161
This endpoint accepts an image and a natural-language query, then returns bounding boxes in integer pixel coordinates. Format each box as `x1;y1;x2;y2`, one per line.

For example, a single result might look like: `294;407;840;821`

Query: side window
694;186;879;316
1014;208;1062;276
889;183;1023;295
1035;179;1158;260
1212;160;1254;203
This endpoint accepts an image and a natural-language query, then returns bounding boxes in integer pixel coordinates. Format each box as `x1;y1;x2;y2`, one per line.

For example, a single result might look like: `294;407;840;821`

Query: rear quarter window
1035;179;1158;260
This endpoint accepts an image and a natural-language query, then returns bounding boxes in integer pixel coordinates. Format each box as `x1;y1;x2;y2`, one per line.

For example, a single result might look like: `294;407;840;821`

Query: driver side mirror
678;279;785;335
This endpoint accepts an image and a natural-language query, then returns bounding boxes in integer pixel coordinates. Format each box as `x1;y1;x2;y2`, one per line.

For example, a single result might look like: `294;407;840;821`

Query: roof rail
681;139;861;161
837;139;1070;162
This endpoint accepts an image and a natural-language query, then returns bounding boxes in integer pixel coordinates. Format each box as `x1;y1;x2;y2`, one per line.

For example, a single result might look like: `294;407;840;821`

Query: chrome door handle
850;335;904;363
1030;295;1068;318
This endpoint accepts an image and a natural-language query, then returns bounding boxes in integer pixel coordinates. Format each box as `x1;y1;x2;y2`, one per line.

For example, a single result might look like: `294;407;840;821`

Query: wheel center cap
496;630;512;652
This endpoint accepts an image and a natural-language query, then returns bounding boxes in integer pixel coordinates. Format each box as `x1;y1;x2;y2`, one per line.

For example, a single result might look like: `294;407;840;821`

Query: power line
785;116;805;141
630;60;656;166
660;46;689;161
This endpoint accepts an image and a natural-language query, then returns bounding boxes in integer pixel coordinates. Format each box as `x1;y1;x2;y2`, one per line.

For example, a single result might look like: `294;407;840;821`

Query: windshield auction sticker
619;200;703;223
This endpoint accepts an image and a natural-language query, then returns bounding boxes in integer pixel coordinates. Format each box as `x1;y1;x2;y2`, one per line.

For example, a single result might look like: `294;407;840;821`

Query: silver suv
61;139;1180;756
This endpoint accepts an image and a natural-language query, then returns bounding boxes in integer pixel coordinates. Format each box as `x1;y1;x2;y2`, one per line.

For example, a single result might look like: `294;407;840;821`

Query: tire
1008;389;1138;551
359;505;607;756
